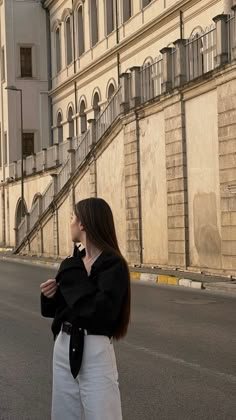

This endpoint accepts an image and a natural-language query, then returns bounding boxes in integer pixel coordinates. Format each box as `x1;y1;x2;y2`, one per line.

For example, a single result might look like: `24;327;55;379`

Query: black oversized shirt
40;246;129;378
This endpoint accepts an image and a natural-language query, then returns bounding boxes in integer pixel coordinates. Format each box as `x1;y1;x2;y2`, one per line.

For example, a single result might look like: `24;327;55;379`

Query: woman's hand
40;279;58;299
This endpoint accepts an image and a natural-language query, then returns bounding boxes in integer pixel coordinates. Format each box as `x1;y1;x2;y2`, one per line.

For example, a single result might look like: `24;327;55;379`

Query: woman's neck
83;240;102;261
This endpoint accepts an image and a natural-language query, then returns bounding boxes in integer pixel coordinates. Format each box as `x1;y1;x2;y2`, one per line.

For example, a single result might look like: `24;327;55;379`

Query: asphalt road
0;260;236;420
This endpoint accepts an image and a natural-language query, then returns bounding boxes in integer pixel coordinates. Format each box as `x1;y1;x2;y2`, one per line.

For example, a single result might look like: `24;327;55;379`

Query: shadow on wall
193;192;222;269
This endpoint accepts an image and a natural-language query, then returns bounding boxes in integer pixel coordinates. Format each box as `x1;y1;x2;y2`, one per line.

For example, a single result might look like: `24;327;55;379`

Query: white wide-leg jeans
51;330;123;420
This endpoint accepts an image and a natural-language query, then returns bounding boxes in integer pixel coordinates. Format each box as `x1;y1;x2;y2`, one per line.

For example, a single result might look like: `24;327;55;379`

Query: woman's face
70;213;83;243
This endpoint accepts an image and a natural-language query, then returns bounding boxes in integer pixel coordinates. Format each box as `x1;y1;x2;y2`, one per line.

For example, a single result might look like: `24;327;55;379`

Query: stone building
1;0;236;276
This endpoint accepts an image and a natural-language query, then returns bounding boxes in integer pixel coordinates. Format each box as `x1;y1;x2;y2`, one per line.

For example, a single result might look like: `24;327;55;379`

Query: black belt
61;322;112;379
62;323;91;336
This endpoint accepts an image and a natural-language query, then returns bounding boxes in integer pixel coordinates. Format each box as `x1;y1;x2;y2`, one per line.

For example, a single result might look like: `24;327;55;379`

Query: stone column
87;118;96;147
68;149;75;176
160;47;174;94
50;173;58;197
42;148;47;171
32;154;36;173
213;14;229;67
173;39;187;87
89;158;97;198
13;161;17;178
231;5;236;60
119;73;130;114
164;99;189;268
54;143;59;166
129;66;141;108
52;203;59;257
124;117;142;265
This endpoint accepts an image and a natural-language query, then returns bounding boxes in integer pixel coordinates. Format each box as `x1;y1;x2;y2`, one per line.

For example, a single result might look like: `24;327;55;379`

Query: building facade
1;0;236;276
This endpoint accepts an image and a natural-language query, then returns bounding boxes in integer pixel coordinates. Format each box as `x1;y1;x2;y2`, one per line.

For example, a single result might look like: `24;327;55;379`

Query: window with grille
90;0;99;46
106;0;115;35
23;133;34;157
142;0;152;7
20;47;32;78
123;0;132;23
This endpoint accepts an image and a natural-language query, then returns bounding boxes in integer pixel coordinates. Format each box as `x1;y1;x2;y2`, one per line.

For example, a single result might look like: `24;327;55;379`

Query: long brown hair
74;197;131;339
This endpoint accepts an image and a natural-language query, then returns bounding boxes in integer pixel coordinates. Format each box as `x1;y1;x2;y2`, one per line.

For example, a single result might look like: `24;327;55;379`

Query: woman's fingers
40;279;56;290
41;282;57;291
40;279;58;298
40;279;56;287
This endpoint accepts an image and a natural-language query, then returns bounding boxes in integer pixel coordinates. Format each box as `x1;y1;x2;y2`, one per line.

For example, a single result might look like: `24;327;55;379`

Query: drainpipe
72;0;78;137
180;10;184;39
1;184;5;245
0;4;6;245
42;2;53;146
115;0;120;81
134;110;143;265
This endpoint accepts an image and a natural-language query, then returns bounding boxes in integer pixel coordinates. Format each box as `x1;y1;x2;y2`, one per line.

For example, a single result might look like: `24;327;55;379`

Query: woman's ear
78;221;85;232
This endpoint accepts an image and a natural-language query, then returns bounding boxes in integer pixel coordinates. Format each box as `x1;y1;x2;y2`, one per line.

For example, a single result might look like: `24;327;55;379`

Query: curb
0;255;60;269
130;271;203;290
0;256;204;290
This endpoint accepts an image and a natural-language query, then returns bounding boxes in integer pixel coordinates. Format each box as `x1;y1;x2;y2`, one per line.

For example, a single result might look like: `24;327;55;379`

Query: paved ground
0;260;236;420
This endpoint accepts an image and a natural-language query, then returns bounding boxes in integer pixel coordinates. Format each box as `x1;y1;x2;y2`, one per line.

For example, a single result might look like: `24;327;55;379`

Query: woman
40;197;131;420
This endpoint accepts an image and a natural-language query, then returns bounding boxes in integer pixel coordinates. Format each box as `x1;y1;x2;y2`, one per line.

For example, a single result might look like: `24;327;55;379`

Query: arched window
68;107;74;138
108;83;115;99
142;0;152;7
15;198;27;227
55;27;61;73
186;31;204;81
66;17;73;65
78;6;85;57
90;0;99;47
93;92;100;119
32;193;42;208
79;100;87;134
123;0;132;23
141;59;154;102
106;0;115;35
57;112;63;143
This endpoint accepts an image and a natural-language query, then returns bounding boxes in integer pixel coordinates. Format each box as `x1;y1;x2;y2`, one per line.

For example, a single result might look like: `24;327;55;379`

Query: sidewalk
0;249;236;295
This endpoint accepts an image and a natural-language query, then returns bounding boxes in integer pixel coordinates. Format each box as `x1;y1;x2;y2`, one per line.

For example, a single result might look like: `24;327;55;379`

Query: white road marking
122;340;236;384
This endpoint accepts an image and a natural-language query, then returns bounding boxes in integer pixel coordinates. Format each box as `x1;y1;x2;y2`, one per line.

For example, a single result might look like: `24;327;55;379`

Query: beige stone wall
14;63;236;276
74;169;91;203
139;112;168;265
57;196;72;258
218;78;236;270
5;173;52;246
48;0;222;143
185;89;222;269
96;130;126;256
42;215;54;257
